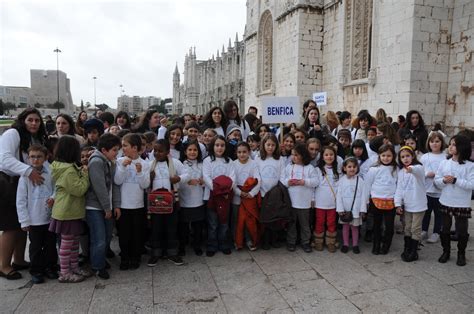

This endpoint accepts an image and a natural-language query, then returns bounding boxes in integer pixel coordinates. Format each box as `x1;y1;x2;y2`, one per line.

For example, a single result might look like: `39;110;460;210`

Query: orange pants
235;206;259;249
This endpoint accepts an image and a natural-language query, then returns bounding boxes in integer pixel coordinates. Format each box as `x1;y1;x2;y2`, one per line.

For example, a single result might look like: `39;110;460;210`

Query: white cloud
0;0;247;108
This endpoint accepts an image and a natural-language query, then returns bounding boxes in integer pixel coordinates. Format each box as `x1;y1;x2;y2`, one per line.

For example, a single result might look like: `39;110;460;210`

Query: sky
0;0;247;108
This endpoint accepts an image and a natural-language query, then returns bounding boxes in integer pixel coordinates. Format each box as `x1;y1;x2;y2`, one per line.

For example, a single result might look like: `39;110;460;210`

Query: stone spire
173;62;179;75
228;37;232;49
235;32;238;43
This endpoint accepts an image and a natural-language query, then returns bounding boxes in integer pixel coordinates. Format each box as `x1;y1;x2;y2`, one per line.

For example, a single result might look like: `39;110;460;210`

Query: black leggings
178;221;204;250
372;202;396;245
441;213;468;237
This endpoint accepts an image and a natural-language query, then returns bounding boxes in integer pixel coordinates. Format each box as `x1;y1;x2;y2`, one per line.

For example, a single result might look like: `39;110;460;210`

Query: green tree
34;102;43;108
0;99;4;115
95;103;109;111
80;99;84;111
3;102;16;114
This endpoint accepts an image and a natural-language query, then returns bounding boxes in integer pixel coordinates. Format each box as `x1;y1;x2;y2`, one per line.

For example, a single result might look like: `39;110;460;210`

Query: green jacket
51;161;90;221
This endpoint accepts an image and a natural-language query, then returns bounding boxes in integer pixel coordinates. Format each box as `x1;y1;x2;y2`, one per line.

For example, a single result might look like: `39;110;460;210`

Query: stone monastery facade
175;0;474;130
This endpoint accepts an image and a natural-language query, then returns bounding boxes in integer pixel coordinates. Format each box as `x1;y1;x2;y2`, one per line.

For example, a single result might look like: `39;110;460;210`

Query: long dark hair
202;106;228;131
11;108;48;154
180;139;203;163
54;135;81;166
165;124;183;152
448;134;471;164
351;139;369;162
397;146;422;169
375;144;398;175
133;109;158;133
404;110;425;130
208;135;230;163
223;100;243;126
317;146;339;180
54;113;76;136
115;111;131;129
293;143;312;166
302;107;321;131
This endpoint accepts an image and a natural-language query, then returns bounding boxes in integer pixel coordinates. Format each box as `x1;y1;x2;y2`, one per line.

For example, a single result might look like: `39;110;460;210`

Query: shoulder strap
324;174;336;201
149;159;157;185
349;176;359;212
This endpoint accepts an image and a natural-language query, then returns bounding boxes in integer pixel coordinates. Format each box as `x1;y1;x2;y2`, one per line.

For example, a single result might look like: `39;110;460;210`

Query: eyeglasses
29;155;45;160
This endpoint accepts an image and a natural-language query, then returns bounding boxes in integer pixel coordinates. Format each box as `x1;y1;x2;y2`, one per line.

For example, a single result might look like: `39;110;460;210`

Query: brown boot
312;233;324;251
326;232;337;253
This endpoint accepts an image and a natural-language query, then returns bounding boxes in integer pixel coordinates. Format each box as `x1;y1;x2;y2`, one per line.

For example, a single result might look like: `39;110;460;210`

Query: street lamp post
53;47;61;114
93;76;97;112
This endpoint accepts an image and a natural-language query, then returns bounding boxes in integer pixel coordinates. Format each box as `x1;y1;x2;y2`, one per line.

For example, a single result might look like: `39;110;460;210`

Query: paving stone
152;259;220;305
0;273;31;291
348;288;426;313
153;299;227;313
88;282;153;313
15;278;96;313
250;248;312;275
453;281;474;299
0;288;29;313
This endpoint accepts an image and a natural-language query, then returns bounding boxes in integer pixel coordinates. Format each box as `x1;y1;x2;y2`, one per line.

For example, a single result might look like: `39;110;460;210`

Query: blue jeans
207;208;230;252
422;195;442;234
86;210;113;271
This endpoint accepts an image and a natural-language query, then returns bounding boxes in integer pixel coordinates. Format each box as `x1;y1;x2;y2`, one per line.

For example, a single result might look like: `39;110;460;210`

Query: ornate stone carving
258;10;273;92
345;0;373;82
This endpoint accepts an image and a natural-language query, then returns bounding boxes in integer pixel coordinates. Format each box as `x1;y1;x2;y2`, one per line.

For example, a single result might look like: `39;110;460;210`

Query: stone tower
172;63;180;114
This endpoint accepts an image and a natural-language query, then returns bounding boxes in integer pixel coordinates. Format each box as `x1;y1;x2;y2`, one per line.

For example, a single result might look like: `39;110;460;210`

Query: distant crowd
0;99;473;285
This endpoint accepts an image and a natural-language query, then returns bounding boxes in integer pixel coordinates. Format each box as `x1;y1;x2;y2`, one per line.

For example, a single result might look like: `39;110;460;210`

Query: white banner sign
312;92;327;106
261;96;300;124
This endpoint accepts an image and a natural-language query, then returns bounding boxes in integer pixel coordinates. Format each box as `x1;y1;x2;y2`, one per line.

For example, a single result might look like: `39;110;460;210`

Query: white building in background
0;69;75;114
30;70;74;111
173;39;245;116
117;95;162;115
244;0;474;130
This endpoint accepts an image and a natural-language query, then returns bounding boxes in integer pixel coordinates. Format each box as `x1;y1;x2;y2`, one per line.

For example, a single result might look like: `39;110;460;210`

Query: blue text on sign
267;106;294;116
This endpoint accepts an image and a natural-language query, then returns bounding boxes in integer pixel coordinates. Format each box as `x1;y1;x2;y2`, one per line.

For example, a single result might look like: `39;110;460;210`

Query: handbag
340;177;359;223
147;157;180;214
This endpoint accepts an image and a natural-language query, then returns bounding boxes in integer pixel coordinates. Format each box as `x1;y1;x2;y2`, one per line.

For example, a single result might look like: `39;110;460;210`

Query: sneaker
147;256;159;267
95;269;110;280
341;245;349;253
168;255;185;266
427;233;440;244
73;268;94;278
222;249;232;255
352;246;360;254
301;244;312;253
287;243;296;252
59;273;85;283
206;251;215;257
421;231;428;241
31;274;45;284
44;269;59;280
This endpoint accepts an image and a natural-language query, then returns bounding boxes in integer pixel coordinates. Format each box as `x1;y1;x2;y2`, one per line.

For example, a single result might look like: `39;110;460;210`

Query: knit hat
83;118;104;135
226;123;241;138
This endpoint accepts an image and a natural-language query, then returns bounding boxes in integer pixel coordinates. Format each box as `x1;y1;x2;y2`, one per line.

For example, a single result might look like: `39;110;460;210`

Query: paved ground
2;220;474;313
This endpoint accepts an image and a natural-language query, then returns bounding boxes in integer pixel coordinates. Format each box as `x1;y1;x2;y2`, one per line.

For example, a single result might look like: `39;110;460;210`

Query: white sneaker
421;231;428;240
427;233;440;243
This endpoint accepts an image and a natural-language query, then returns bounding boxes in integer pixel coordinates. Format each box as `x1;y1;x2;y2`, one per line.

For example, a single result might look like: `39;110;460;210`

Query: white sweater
336;175;366;218
202;156;235;200
280;164;318;209
232;159;261;205
314;166;340;209
435;159;474;208
151;158;186;191
394;165;427;213
363;165;398;203
420;152;446;197
114;157;151;209
0;128;33;177
16;165;54;228
255;156;285;197
179;160;205;208
359;155;378;179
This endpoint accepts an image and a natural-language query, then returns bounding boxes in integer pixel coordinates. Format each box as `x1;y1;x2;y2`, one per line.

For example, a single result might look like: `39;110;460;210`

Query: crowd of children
4;101;474;284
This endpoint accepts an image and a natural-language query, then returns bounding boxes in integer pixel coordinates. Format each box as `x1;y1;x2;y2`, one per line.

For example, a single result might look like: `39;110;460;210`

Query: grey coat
85;150;121;212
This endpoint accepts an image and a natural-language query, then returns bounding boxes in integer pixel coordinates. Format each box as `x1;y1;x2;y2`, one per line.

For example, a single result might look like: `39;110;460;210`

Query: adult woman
302;99;317;119
398;110;428;153
133;109;160;134
50;113;84;144
75;111;88;136
301;106;328;142
223;100;250;140
202;106;228;137
115;111;132;130
0;108;48;280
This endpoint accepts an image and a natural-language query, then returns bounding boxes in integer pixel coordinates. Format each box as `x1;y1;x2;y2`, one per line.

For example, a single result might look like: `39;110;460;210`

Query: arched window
344;0;373;82
258;10;273;92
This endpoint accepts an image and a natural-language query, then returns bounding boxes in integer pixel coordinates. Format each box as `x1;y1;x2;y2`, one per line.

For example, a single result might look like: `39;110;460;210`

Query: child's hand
46;198;54;208
427;171;435;178
122;157;132;167
104;210;112;220
241;192;250;199
298;179;305;186
188;179;199;186
170;175;180;184
135;162;142;173
198;178;204;185
288;179;298;186
405;166;412;173
443;175;455;184
396;207;404;215
160;117;168;126
22;226;30;232
114;208;121;220
82;165;88;172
